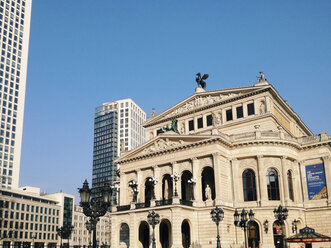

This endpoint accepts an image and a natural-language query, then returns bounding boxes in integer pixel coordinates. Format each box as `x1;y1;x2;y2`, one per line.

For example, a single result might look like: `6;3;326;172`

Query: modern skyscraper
92;98;146;200
0;0;32;189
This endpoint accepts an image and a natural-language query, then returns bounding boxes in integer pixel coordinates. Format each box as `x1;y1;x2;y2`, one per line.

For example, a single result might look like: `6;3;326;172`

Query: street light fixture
234;209;255;248
263;220;269;234
85;220;94;248
147;210;160;248
210;206;224;248
273;205;288;248
78;180;112;248
56;224;74;248
171;173;180;197
292;219;299;234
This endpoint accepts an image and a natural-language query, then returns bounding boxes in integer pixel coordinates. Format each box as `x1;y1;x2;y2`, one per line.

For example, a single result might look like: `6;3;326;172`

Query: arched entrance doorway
181;220;191;248
119;223;130;248
145;177;154;207
201;166;216;201
273;220;285;248
247;221;260;248
181;170;193;201
162;174;173;200
159;219;172;248
139;221;150;248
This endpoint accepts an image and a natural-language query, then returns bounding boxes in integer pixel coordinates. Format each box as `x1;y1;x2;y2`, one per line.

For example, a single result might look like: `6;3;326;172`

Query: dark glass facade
91;110;118;201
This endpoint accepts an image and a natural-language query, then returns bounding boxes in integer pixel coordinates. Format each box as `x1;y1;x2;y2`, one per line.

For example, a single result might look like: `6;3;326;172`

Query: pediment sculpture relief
165;93;239;118
142;138;186;154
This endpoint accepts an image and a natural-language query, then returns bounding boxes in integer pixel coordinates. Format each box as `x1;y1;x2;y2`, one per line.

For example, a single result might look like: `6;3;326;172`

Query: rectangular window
206;114;213;126
197;117;203;129
188;120;194;131
236;106;243;119
226;109;233;121
247;103;255;116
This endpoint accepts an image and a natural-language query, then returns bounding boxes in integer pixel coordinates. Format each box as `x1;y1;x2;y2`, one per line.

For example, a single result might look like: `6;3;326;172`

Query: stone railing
229;130;330;145
180;199;193;206
155;199;173;206
116;205;131;212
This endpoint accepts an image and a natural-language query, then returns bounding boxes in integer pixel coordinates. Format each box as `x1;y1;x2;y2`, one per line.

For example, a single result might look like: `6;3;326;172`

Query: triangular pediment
115;134;216;163
144;84;270;127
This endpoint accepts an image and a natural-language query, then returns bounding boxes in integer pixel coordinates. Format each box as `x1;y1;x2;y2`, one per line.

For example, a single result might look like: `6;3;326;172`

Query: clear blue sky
20;0;331;199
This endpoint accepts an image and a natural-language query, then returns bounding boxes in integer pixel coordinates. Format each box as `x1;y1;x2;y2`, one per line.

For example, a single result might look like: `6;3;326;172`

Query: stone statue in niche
259;100;266;114
150;108;156;118
205;184;212;200
180;122;185;134
164;179;169;200
212;111;222;127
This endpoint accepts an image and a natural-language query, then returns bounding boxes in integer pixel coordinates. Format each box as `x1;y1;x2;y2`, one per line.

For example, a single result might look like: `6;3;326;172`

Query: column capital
257;155;263;159
230;157;238;163
171;161;177;165
135;168;141;173
280;156;287;160
212;152;221;157
322;156;331;162
190;157;198;162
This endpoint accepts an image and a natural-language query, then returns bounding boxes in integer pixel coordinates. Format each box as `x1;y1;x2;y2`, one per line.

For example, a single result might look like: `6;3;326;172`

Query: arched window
181;220;191;248
160;219;172;248
139;221;150;248
181;170;193;201
266;168;280;200
242;169;257;201
119;223;130;248
287;170;294;201
247;221;260;248
201;167;216;201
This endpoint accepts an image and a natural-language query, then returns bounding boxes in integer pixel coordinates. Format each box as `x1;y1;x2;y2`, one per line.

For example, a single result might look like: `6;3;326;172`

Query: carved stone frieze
165;93;240;118
141;138;186;154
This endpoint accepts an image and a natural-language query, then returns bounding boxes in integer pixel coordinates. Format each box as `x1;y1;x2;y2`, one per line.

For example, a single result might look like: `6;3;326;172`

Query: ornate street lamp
234;209;254;248
147;210;160;248
210;206;224;248
187;178;196;200
85;220;94;248
128;180;139;202
56;224;74;248
111;183;120;205
273;205;288;248
263;219;269;234
78;180;112;248
148;177;158;199
292;219;299;234
171;173;180;197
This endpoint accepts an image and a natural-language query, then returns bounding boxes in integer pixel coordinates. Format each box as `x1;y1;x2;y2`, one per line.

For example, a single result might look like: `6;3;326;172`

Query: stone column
120;173;127;205
231;158;240;204
299;161;309;204
281;156;289;204
257;156;268;204
191;157;202;206
171;208;182;248
322;156;331;205
172;162;180;204
153;166;161;200
136;169;143;203
212;152;222;205
293;160;303;205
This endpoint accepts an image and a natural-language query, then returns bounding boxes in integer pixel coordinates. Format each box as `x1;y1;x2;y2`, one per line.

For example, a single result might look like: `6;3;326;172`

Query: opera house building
110;74;331;248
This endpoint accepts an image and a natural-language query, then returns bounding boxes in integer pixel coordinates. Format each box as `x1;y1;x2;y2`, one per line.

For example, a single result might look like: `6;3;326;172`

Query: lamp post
85;220;93;248
148;177;158;199
78;180;112;248
171;173;180;197
210;206;224;248
292;219;299;234
234;209;254;248
111;183;120;205
187;178;196;200
128;180;139;202
56;224;74;248
263;220;269;234
147;210;160;248
273;205;288;248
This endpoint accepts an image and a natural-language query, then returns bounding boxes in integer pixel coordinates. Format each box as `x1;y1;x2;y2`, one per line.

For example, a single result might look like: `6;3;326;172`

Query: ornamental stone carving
142;138;186;154
165;93;239;118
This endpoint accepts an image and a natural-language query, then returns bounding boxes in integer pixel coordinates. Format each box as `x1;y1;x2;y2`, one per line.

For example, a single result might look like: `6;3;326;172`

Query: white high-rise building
92;98;146;200
0;0;32;189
